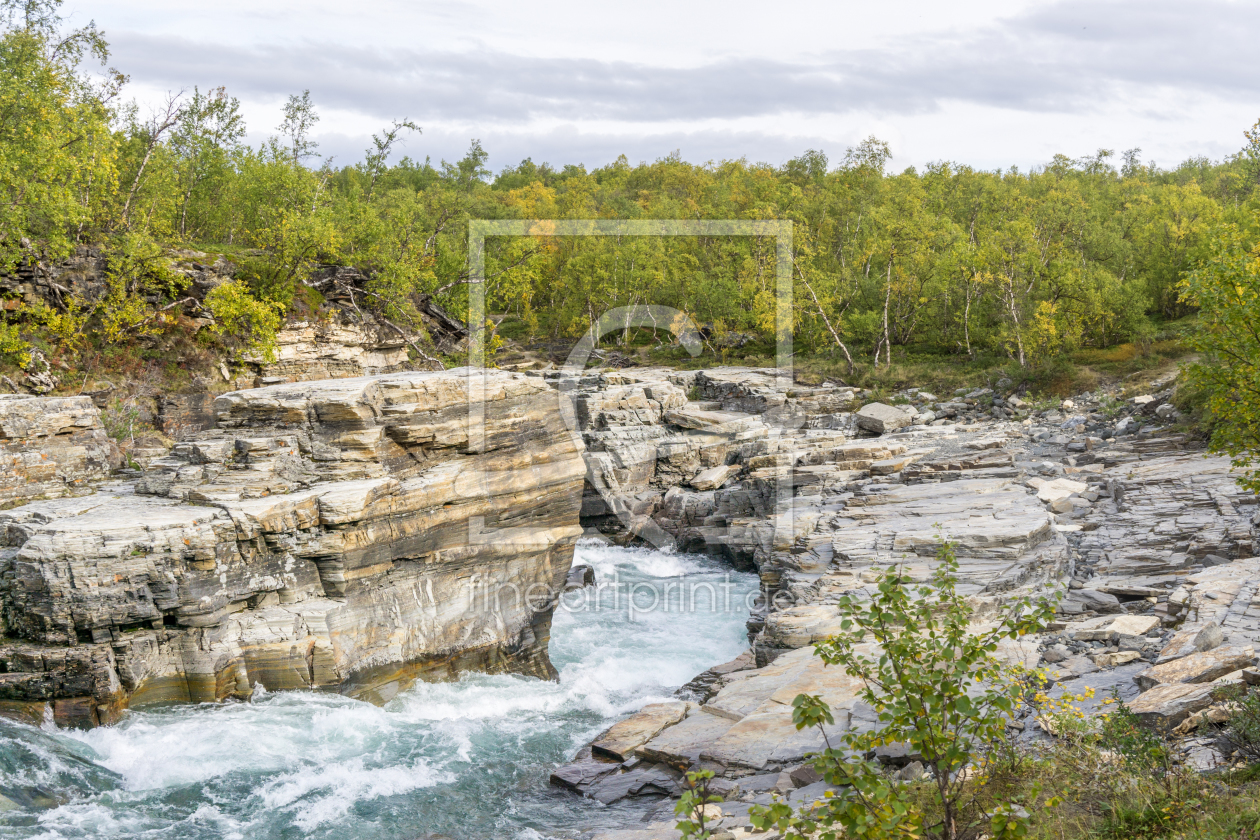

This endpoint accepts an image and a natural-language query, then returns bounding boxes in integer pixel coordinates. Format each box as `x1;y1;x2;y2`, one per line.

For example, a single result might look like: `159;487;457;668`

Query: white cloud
89;0;1260;172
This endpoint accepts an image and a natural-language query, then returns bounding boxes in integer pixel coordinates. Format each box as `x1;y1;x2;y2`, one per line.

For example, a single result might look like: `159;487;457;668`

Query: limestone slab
592;702;689;761
1135;645;1255;690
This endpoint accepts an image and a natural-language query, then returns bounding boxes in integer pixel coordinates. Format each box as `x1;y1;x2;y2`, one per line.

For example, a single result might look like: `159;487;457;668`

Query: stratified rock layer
0;370;584;726
0;395;116;508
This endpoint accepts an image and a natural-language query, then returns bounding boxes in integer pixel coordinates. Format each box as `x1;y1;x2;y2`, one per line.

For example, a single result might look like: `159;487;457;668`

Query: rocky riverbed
533;366;1259;840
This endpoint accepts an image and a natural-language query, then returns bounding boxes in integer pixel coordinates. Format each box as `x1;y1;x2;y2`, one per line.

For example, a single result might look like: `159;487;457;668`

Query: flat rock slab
637;711;735;771
1157;628;1204;664
592;701;689;762
688;464;739;491
549;752;621;793
1135;645;1255;690
587;763;684;804
869;454;920;476
1070;615;1160;641
1093;651;1143;668
701;703;830;771
1037;478;1087;504
1128;682;1221;730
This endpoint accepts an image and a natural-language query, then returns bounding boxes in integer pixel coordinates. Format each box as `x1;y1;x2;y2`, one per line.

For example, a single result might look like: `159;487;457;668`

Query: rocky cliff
0;370;584;727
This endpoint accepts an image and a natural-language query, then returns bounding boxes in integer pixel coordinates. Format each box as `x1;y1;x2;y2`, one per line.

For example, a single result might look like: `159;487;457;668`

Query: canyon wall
0;370;584;727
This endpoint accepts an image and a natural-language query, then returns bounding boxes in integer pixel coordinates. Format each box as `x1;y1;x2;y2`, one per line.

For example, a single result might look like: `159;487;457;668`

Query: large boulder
591;701;689;762
1128;682;1226;730
854;403;913;435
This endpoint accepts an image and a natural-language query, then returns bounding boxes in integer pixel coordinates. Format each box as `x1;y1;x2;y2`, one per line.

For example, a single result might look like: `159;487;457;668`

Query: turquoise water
0;543;757;839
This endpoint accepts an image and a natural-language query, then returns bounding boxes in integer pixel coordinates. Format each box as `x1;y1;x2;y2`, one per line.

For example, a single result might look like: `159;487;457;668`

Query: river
0;542;757;839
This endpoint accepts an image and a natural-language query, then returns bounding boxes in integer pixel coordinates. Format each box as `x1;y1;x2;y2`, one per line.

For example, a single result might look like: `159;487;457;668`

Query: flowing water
0;543;757;840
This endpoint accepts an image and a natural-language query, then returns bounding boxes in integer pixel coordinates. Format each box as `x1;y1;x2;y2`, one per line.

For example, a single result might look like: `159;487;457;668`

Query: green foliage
746;537;1057;840
203;280;284;361
96;231;188;342
1098;702;1172;774
1179;210;1260;490
674;770;722;840
99;394;141;445
0;314;29;365
1215;682;1260;763
2;0;1260;411
0;0;118;270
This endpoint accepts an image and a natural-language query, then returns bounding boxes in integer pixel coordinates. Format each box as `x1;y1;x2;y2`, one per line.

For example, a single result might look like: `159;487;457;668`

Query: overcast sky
76;0;1259;175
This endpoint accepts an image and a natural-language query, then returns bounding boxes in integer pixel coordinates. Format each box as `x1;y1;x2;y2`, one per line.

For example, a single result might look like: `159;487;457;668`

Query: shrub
743;538;1057;840
204;280;285;362
674;770;723;840
1215;683;1260;763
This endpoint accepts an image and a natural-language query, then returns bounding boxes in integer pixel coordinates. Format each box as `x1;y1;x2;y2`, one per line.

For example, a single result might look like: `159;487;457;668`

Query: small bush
1215;683;1260;763
100;396;142;445
742;537;1057;840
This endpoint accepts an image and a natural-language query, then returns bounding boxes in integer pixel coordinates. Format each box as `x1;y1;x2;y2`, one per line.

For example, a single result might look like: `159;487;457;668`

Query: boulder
688;464;739;491
1037;478;1087;504
1075;589;1123;614
1134;645;1255;690
565;563;596;591
854;403;913;435
1071;615;1160;642
1157;628;1202;664
1127;682;1220;730
1194;624;1226;652
1093;651;1143;668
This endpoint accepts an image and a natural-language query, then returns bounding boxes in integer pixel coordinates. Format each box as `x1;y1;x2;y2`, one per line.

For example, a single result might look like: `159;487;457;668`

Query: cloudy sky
75;0;1259;174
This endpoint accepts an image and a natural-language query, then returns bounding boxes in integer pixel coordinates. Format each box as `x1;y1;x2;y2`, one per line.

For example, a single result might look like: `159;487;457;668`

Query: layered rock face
238;318;413;386
0;395;117;508
0;370;584;727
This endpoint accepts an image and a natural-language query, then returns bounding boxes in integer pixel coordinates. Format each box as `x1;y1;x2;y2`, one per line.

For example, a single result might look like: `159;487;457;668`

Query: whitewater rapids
0;542;757;839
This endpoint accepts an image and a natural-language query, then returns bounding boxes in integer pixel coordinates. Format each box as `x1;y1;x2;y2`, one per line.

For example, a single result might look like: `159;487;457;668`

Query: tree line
3;0;1260;374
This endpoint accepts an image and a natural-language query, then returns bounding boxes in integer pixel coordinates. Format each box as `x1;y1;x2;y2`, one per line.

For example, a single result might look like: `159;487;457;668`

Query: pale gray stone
854;403;913;434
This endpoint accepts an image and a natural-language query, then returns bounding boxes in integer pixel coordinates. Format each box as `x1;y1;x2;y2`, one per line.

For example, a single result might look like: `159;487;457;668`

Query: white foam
259;757;451;830
16;545;758;839
576;539;710;579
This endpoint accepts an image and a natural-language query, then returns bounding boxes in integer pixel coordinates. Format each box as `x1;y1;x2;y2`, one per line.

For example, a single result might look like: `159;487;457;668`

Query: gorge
0;362;1253;840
